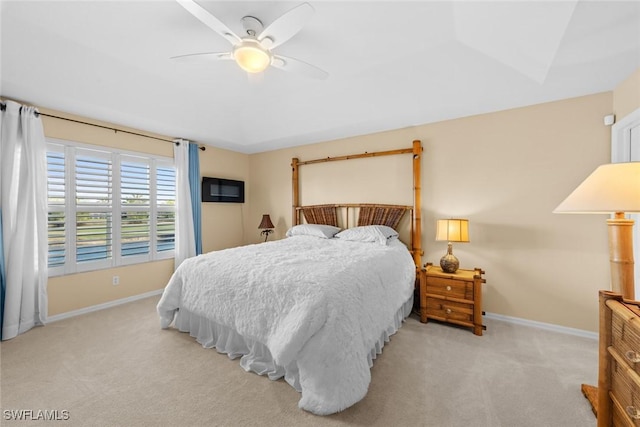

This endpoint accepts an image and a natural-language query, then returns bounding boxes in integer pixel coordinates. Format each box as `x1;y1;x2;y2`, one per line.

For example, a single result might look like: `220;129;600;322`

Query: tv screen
201;177;244;203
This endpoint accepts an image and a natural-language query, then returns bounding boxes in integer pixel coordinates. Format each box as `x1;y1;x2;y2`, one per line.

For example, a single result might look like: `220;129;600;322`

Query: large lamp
435;219;470;273
258;214;275;242
554;162;640;299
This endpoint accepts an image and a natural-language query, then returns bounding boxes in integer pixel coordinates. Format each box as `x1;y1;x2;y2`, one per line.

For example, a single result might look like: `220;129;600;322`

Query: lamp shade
436;219;470;242
554;162;640;214
258;214;274;229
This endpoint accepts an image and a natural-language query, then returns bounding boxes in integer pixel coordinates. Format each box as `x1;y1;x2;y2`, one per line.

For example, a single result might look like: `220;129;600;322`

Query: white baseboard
484;312;597;340
46;292;598;340
47;289;164;323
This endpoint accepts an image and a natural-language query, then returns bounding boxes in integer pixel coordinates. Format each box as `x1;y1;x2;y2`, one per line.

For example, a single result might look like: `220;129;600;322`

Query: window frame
46;137;175;277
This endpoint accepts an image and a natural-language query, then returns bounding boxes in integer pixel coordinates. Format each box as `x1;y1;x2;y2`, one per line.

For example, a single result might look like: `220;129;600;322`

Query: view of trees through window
46;141;175;275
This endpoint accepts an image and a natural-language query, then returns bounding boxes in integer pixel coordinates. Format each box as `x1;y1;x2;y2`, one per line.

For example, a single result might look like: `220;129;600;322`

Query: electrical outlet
112;275;120;286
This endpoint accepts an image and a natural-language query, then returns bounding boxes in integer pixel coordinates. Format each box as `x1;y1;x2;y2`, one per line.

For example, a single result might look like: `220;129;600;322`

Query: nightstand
420;262;486;336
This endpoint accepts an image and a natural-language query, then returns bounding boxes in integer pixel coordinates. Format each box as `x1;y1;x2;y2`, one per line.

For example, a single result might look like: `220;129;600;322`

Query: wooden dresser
419;263;485;336
595;290;640;426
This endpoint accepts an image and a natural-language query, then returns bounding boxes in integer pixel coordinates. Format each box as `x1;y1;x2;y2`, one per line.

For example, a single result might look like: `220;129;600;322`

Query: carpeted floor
1;296;597;426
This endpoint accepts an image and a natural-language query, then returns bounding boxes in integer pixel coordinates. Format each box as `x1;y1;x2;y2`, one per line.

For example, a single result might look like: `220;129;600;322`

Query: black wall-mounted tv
201;177;245;203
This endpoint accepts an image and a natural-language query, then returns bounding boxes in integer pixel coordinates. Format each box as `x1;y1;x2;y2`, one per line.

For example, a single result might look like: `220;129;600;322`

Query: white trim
46;295;598;339
611;107;640;163
484;312;597;340
46;289;164;323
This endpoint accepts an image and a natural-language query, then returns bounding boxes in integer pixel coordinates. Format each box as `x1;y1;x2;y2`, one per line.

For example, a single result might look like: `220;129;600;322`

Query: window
47;139;175;276
75;148;113;269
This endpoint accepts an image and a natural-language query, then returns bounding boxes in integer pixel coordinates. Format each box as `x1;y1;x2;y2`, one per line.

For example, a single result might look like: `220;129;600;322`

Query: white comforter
157;235;415;414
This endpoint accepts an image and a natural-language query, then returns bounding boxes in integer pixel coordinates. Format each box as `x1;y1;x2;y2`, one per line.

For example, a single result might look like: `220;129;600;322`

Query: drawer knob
445;308;452;314
446;285;452;291
625;350;640;363
626;406;640;419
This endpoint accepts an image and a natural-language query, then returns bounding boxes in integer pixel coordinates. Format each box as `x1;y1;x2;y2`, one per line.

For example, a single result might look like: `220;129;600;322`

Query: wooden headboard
291;140;423;267
296;203;415;251
298;204;411;230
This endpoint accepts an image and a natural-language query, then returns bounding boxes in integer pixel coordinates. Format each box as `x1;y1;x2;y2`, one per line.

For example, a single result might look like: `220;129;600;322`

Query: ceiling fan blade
272;55;328;80
176;0;240;45
258;3;314;49
170;52;234;62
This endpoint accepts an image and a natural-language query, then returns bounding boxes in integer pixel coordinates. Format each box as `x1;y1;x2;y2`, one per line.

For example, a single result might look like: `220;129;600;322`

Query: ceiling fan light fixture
175;1;327;79
233;40;271;73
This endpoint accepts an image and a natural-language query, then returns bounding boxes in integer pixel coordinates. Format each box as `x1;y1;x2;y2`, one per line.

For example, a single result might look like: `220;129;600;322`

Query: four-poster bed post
412;139;422;266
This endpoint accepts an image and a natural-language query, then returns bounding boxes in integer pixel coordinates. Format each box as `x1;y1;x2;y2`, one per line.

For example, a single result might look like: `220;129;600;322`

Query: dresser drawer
425;277;472;300
610;348;640;426
612;393;637;427
612;308;640;377
426;298;473;323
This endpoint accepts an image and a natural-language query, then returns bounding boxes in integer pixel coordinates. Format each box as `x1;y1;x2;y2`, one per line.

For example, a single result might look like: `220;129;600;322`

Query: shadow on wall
272;216;288;241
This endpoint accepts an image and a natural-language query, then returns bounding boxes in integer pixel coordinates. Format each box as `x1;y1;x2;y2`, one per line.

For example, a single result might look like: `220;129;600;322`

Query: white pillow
335;225;399;246
285;224;341;239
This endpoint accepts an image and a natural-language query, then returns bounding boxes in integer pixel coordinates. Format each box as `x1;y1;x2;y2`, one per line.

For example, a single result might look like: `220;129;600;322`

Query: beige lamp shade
553;162;640;214
436;219;470;242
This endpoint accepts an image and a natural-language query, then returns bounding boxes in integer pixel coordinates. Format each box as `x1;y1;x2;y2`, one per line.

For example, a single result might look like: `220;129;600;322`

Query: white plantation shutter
75;148;112;271
46;146;66;273
46;139;175;275
156;163;176;254
120;157;151;263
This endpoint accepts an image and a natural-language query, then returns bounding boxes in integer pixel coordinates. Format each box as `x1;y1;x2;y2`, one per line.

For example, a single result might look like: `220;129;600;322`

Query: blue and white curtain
0;100;48;340
173;139;202;269
188;143;202;256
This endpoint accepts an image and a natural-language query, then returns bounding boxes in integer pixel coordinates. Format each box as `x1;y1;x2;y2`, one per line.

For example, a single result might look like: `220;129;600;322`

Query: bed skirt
173;295;414;395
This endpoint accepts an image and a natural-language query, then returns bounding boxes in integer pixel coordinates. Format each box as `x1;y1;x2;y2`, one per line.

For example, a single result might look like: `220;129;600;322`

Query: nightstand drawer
612;308;640;377
425;277;472;300
426;298;473;323
419;264;485;336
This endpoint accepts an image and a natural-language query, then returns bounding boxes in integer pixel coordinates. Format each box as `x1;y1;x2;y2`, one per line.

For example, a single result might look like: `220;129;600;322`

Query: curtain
188;143;202;255
173;140;196;269
0;100;48;340
0;211;5;337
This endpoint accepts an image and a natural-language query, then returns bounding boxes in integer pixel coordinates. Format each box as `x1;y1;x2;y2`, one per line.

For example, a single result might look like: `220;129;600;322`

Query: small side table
420;263;486;336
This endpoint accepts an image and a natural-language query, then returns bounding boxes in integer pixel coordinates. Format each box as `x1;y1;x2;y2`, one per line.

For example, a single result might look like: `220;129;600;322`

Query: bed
157;142;424;415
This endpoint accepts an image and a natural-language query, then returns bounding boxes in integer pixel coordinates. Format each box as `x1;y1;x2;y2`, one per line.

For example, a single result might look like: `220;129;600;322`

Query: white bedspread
157;235;415;415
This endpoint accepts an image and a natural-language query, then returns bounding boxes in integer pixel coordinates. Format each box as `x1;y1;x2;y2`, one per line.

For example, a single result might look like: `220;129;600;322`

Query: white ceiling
2;1;639;154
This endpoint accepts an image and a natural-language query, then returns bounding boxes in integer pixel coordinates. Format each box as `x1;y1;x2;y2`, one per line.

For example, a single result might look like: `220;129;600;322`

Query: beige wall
199;147;250;253
12;67;640;326
249;92;614;332
613;68;640;120
35;107;249;316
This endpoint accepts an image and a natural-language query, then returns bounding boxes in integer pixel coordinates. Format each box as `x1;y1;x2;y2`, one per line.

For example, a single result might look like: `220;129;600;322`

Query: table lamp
554;162;640;299
258;214;275;242
436;218;470;273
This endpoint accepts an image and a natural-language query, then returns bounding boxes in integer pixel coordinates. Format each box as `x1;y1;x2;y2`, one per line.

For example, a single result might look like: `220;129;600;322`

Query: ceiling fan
173;0;328;80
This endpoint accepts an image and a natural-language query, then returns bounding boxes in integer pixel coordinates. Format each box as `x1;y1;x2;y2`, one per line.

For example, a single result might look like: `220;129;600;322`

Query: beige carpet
1;296;597;426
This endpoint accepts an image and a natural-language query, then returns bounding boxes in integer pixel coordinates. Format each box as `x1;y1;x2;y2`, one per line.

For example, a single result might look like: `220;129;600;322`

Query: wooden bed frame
291;140;423;267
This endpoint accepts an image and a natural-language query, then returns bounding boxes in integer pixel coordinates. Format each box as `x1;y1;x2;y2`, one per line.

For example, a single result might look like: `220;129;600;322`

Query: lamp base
440;252;459;273
607;214;635;299
260;229;273;242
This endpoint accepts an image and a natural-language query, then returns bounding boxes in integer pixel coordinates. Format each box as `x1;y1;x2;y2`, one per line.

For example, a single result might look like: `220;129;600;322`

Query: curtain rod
0;102;205;151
